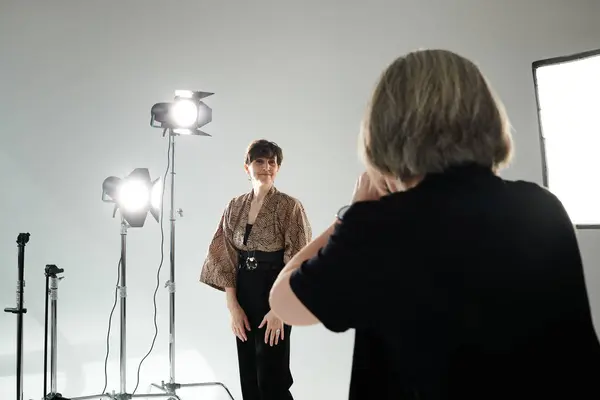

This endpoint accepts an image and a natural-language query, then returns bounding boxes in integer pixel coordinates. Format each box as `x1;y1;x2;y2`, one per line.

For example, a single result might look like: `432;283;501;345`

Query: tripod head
45;264;64;278
16;232;30;246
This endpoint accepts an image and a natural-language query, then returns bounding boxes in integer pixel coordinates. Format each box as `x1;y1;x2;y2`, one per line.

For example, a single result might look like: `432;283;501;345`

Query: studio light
68;169;170;400
102;168;162;228
146;90;233;399
150;90;213;136
533;48;600;227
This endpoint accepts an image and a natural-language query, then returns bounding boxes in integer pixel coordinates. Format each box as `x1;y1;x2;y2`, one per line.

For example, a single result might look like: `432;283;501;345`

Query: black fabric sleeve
288;201;383;333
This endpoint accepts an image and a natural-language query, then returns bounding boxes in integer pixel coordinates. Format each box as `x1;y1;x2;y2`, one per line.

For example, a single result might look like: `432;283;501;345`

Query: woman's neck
252;184;272;203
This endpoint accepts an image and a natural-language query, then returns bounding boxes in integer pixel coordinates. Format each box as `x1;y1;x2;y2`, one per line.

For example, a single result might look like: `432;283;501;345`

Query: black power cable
131;131;171;395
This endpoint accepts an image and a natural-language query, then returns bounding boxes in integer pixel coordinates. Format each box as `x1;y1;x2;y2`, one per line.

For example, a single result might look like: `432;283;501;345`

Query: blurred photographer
269;49;600;400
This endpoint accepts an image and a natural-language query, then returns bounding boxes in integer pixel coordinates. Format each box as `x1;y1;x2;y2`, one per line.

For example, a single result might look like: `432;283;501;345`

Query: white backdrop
0;1;599;399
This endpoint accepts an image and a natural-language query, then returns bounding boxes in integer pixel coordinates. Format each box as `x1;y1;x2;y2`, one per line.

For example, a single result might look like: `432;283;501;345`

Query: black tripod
43;264;70;400
3;232;31;400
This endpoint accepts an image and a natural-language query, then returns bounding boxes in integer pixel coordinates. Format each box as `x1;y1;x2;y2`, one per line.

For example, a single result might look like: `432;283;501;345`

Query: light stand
4;232;31;400
150;130;235;400
70;168;173;400
70;219;177;400
43;264;71;400
150;91;234;398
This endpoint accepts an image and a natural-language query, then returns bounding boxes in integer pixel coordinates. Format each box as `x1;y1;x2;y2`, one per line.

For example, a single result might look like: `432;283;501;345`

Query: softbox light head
101;168;162;228
150;90;213;136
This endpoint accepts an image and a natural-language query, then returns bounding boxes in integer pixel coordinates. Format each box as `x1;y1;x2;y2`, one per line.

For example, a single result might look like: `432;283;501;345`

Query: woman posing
200;139;312;400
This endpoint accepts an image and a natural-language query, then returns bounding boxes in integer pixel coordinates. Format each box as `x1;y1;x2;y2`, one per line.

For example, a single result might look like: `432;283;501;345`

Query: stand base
69;392;180;400
151;380;235;400
45;393;71;400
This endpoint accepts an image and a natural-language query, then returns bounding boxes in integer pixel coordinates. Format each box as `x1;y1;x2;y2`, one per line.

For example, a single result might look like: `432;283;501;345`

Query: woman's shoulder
272;188;305;208
226;192;252;209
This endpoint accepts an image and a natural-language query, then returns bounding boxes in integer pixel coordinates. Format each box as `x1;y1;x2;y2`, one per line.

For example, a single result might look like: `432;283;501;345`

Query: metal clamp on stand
4;232;31;400
43;264;71;400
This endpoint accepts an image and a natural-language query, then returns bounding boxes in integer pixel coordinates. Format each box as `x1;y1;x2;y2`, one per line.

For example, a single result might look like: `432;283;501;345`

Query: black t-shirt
289;164;600;400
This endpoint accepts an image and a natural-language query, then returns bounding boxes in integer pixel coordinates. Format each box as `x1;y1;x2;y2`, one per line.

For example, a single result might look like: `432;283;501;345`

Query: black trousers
236;264;294;400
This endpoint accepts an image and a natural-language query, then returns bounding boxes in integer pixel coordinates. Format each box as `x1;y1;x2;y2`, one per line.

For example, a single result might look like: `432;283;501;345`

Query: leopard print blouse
199;186;312;292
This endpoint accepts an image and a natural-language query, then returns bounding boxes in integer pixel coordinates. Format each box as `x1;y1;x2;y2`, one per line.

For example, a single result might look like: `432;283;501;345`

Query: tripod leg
150;383;166;392
68;394;112;400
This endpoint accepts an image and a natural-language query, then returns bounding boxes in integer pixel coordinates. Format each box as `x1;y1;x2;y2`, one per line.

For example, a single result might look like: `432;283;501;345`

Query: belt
238;249;284;271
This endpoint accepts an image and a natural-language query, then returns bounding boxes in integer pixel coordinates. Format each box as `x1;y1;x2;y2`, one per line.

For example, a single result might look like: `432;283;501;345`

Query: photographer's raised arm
269;222;337;326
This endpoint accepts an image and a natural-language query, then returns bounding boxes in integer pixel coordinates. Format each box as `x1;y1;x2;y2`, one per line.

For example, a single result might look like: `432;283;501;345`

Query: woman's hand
259;310;284;346
351;171;388;203
229;303;251;342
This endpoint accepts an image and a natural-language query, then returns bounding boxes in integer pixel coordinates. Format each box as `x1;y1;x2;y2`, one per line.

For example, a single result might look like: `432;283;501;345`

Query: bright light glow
151;178;162;211
117;179;150;212
171;99;198;128
535;52;600;226
173;128;193;135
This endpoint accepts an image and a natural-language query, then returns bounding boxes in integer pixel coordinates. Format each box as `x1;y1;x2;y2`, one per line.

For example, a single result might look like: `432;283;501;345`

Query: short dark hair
245;139;283;166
